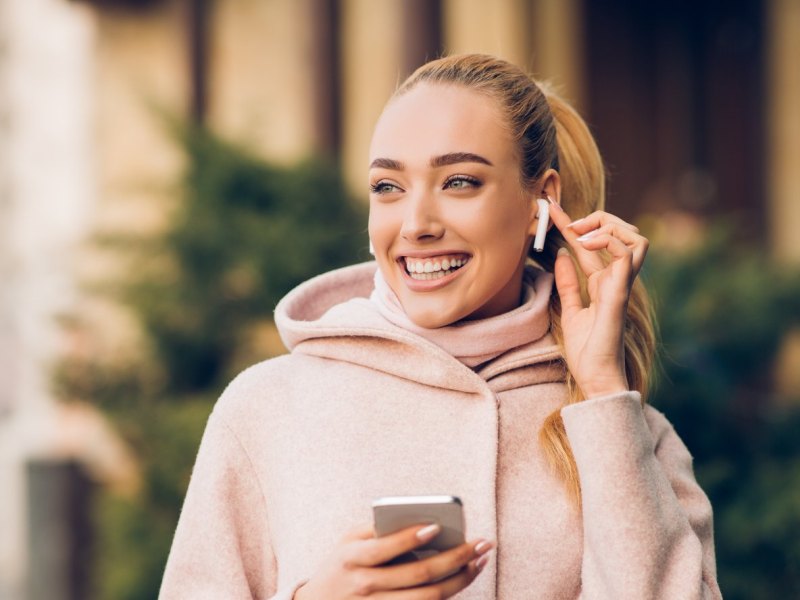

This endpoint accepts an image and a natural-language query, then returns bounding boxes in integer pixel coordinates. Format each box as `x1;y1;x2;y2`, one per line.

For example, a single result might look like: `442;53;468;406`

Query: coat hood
274;262;563;393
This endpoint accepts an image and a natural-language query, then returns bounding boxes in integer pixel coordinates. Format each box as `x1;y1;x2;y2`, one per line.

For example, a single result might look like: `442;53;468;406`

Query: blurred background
1;0;799;598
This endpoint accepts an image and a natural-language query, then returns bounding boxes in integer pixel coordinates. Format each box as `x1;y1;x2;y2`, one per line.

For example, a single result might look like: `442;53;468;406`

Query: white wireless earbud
532;198;550;252
368;239;375;256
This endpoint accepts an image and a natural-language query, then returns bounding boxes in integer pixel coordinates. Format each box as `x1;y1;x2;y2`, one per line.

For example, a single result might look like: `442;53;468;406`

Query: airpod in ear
368;239;375;256
532;198;550;252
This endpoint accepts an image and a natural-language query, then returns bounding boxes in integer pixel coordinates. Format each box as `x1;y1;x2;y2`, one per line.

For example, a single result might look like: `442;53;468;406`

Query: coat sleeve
560;392;722;600
159;408;306;600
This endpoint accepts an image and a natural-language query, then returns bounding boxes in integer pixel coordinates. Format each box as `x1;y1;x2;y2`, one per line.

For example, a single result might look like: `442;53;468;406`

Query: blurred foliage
56;124;366;600
127;124;368;393
646;227;800;599
57;124;800;598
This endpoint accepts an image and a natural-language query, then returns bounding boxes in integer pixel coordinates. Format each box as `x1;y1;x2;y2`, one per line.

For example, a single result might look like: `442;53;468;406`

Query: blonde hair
395;54;657;506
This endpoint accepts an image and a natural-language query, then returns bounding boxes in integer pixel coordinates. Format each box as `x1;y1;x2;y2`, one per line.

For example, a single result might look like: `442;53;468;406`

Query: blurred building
0;1;97;598
59;0;799;256
1;0;798;598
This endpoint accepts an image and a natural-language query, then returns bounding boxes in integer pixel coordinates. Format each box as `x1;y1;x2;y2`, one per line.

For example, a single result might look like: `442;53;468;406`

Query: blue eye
370;181;402;194
444;175;481;190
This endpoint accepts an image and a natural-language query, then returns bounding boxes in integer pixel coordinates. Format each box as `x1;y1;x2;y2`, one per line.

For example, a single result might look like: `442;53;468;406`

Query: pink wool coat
160;263;722;599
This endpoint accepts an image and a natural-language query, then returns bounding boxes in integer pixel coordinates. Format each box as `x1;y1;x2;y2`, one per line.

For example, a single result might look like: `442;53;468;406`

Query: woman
160;54;721;599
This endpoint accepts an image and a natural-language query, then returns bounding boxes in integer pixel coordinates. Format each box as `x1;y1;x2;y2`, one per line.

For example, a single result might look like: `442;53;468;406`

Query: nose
400;190;444;243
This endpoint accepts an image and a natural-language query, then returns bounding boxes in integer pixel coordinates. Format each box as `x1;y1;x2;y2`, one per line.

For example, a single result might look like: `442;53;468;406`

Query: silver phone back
372;495;465;558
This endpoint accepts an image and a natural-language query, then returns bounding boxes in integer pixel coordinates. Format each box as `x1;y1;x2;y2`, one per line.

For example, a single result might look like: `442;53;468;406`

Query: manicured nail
476;555;489;572
474;540;493;555
416;524;441;542
576;230;599;242
557;247;570;257
567;217;584;228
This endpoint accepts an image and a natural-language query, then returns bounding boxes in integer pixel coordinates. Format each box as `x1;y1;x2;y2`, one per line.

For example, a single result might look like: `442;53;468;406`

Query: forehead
369;83;516;165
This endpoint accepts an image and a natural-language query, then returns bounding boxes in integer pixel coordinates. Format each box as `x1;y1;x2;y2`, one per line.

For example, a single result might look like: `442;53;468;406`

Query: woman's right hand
293;522;493;599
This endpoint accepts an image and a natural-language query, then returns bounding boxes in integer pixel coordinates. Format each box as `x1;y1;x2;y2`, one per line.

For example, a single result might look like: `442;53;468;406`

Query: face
368;83;543;328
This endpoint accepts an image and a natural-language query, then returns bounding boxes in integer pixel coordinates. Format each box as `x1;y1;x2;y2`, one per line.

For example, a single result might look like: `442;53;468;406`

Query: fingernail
476;555;489;572
557;247;570;257
416;524;441;542
567;217;583;228
576;230;598;242
474;540;493;555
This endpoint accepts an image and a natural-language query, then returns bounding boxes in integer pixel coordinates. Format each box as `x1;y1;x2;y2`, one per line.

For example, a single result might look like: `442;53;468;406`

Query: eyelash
444;174;482;190
369;175;483;195
369;181;401;195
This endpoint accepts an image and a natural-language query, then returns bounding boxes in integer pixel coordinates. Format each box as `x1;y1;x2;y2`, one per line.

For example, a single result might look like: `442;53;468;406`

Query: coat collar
275;262;564;394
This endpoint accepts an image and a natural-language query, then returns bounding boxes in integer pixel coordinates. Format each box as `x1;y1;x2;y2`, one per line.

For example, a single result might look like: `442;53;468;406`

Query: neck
370;265;554;367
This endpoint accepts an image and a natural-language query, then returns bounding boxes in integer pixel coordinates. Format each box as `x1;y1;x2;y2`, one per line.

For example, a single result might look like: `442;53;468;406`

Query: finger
567;210;640;235
371;557;484;599
577;226;648;276
576;223;636;243
554;248;584;319
547;200;606;276
578;232;632;262
576;233;634;293
373;539;492;590
424;556;486;599
344;523;443;568
576;223;649;271
342;522;376;542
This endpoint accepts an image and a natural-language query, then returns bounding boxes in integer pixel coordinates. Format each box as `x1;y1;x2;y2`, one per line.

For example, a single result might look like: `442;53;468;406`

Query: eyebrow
369;152;493;171
430;152;493;168
369;157;405;170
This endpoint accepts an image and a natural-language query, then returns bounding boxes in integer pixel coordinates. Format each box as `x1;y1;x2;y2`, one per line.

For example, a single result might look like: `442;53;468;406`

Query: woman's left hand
547;201;649;399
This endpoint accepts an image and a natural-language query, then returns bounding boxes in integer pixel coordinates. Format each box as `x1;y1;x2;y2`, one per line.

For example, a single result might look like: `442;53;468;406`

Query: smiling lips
401;254;471;281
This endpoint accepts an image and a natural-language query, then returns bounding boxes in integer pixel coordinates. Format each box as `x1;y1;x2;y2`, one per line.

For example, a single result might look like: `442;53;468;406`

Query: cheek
367;206;392;245
368;205;402;270
467;198;532;253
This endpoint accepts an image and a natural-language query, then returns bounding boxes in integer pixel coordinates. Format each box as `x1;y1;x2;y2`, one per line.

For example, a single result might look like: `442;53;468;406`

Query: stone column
208;0;318;163
767;0;800;398
340;0;406;196
529;0;586;111
442;0;532;67
766;0;800;263
26;460;93;600
442;0;586;107
0;1;95;597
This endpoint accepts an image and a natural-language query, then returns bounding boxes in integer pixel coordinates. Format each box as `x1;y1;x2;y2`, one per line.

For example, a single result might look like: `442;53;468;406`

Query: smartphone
372;495;465;564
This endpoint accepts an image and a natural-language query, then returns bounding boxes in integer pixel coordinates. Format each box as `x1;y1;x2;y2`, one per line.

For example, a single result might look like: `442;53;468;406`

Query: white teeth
409;270;446;281
404;255;471;280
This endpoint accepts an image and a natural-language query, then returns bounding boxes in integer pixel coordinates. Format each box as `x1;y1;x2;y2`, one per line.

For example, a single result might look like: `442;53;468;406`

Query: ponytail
537;88;657;507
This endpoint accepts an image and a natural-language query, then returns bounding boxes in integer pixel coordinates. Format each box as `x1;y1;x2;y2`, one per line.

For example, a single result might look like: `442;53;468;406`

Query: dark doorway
584;0;765;239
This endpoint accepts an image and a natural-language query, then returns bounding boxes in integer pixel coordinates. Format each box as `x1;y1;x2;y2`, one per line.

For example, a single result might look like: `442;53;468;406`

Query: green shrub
646;228;800;599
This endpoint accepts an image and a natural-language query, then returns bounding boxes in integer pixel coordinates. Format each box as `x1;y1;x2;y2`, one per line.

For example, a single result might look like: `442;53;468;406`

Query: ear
540;169;561;217
526;168;562;235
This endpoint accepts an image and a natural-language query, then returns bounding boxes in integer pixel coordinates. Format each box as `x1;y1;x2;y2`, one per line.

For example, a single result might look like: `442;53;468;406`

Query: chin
404;304;467;329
